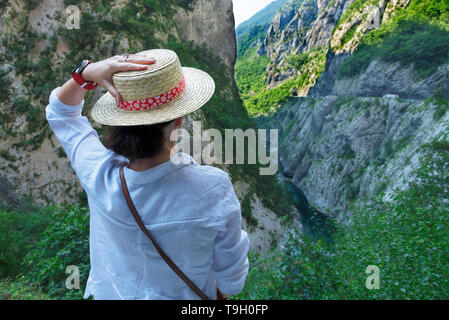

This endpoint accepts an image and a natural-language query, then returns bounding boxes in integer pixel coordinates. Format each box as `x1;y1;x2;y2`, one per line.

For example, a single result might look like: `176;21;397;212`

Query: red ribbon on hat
118;76;186;111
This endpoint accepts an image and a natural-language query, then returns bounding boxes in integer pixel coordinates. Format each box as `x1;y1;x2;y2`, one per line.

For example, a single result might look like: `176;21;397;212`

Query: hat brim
91;67;215;126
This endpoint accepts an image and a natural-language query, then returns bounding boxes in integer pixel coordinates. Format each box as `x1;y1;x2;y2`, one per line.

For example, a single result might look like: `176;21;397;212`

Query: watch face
72;60;89;74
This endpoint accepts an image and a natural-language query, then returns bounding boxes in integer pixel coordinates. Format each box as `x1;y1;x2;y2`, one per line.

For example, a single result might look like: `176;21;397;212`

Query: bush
0;204;51;278
338;1;449;79
243;74;307;116
0;277;50;300
0;69;11;102
237;24;270;57
286;52;312;70
23;206;90;300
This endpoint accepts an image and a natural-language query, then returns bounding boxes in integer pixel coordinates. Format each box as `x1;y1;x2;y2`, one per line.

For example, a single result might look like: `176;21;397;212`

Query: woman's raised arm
57;54;155;107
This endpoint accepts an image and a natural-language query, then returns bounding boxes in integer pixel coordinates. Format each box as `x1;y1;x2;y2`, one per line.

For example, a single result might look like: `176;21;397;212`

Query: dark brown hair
107;121;174;160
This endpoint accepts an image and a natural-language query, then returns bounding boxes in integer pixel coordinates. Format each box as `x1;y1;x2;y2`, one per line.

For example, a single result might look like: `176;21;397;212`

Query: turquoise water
285;181;335;243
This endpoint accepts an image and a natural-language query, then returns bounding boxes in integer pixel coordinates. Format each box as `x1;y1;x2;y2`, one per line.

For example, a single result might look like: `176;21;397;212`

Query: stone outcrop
310;52;449;100
261;95;448;221
255;0;413;93
331;61;449;100
175;0;237;75
258;0;352;90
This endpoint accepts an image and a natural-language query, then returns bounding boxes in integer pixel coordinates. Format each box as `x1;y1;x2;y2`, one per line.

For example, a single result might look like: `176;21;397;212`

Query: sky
232;0;276;28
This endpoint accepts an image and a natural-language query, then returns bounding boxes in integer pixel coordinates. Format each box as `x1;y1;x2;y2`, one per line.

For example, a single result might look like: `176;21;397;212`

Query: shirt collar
122;152;196;185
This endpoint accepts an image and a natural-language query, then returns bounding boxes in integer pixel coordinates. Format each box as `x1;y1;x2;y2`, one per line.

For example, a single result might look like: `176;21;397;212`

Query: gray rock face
258;0;351;88
301;0;348;51
262;96;448;221
0;172;20;208
175;0;237;76
308;50;351;97
272;4;298;32
258;1;308;58
331;61;449;100
311;52;449;100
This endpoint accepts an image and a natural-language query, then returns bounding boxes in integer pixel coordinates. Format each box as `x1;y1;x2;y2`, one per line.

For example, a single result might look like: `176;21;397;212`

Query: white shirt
46;88;250;300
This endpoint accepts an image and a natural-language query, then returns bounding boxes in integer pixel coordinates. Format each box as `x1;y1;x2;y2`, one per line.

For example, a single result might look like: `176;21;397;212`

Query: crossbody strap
119;163;210;300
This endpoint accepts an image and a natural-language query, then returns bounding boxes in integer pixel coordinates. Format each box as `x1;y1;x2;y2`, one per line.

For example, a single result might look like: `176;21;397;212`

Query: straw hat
91;49;215;126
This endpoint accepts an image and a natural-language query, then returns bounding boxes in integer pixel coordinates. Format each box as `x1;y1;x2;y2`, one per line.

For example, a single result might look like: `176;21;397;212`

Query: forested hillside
235;0;449;299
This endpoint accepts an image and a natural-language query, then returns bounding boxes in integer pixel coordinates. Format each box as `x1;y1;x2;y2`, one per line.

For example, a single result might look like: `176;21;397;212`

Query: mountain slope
236;0;292;37
234;0;449;299
237;0;449;220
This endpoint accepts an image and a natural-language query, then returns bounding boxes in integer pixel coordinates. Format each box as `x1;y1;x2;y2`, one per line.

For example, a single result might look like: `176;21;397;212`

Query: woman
46;49;250;300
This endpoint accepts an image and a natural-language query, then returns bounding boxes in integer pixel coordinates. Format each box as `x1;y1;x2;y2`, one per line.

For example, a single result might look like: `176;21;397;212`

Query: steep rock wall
262;95;448;221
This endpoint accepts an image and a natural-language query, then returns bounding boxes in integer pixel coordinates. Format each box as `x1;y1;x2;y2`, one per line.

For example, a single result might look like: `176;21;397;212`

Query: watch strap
72;60;99;90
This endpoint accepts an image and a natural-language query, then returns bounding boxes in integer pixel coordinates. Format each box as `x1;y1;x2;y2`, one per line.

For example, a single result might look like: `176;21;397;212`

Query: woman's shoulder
182;164;235;197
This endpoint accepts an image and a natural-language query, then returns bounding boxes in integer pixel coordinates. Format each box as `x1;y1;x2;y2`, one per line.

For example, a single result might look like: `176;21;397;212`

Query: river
283;180;335;243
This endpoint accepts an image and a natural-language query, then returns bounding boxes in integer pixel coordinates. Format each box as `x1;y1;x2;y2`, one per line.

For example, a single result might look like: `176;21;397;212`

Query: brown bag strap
119;163;210;300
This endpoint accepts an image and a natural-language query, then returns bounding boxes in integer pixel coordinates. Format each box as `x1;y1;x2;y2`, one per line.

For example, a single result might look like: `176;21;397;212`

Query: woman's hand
83;53;156;106
57;53;156;107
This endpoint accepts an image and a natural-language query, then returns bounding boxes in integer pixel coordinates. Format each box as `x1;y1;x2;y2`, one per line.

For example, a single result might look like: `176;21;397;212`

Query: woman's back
46;88;250;300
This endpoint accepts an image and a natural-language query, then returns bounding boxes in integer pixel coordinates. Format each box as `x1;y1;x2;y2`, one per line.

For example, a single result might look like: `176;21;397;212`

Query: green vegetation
338;0;449;79
241;194;258;230
244;75;307;116
383;137;411;161
0;204;51;278
228;163;294;221
286;51;313;70
425;96;449;120
0;69;11;102
0;203;89;300
237;140;449;299
339;22;359;47
237;24;269;57
235;48;270;98
0;278;50;300
24;206;90;299
335;0;379;31
235;0;327;117
236;47;326;117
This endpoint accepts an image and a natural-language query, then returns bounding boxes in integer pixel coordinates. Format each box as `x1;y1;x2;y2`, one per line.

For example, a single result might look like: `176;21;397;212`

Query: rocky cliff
258;0;350;90
175;0;237;75
261;95;448;221
238;0;449;220
0;0;296;253
242;0;417;97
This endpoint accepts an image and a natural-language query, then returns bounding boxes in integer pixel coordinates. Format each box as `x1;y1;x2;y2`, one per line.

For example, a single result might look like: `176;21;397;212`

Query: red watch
72;60;99;90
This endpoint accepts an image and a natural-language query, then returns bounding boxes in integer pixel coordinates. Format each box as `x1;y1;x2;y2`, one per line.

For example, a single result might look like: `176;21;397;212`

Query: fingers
100;54;156;106
115;62;152;72
115;54;156;65
102;80;122;106
127;56;156;65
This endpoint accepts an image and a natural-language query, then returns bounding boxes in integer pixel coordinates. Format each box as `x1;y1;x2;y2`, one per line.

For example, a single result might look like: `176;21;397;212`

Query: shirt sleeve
45;87;120;193
212;175;250;295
